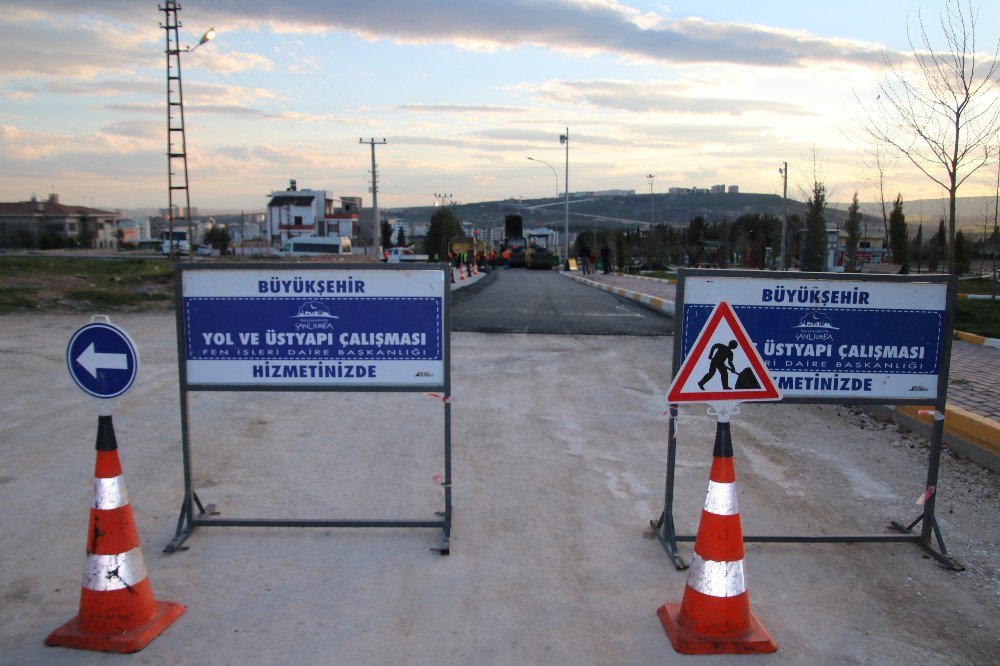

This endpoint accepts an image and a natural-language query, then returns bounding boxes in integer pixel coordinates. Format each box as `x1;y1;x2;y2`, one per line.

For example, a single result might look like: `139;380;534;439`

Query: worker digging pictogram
667;301;780;405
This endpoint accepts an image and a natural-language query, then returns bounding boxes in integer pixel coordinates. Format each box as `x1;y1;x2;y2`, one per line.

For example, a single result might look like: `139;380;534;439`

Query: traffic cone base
657;602;777;655
45;599;184;654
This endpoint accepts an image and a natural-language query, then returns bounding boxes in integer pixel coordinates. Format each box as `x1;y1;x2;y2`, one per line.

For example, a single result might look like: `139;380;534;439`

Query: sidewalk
562;270;1000;472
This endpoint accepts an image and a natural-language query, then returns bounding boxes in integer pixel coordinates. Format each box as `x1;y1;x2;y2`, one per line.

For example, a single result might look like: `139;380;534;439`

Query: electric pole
647;174;655;227
360;138;386;258
161;2;214;261
779;161;788;270
560;128;570;269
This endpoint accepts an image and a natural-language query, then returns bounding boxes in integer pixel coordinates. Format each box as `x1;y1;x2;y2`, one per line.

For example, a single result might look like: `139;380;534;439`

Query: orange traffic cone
45;415;184;653
657;420;777;654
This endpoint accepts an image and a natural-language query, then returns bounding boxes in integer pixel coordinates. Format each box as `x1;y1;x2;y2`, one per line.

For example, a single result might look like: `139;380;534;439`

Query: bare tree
864;0;1000;274
863;143;894;245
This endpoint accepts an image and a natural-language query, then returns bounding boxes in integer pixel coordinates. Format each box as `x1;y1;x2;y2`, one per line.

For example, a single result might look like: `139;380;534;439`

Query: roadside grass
0;256;172;282
0;286;40;312
956;276;1000;296
955;298;1000;339
0;256;174;313
64;288;172;308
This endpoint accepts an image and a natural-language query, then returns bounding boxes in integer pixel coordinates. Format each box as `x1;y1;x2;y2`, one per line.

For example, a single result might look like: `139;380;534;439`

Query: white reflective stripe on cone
703;480;738;516
93;475;129;510
82;547;148;592
687;553;747;598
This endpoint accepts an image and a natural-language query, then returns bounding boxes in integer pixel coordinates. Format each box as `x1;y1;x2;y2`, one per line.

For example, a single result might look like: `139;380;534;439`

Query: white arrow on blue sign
66;322;139;399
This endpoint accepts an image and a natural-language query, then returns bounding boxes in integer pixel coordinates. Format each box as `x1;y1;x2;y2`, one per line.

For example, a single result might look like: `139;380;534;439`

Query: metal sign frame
166;263;453;554
651;269;962;570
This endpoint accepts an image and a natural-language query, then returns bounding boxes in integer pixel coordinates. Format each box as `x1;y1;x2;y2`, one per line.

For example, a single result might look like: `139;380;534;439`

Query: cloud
176;0;891;69
519;79;808;115
99;120;159;140
0;17;157;81
18;1;890;69
395;104;528;114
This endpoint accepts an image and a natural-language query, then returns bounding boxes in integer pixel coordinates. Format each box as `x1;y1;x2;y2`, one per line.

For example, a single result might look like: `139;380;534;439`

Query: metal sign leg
651;406;688;570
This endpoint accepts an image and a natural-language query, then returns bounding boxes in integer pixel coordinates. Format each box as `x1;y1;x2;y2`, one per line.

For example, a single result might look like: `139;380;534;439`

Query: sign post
651;269;962;571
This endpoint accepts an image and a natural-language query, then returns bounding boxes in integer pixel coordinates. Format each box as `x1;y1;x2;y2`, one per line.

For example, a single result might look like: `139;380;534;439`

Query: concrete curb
561;270;1000;472
954;330;1000;350
872;404;1000;473
561;271;675;315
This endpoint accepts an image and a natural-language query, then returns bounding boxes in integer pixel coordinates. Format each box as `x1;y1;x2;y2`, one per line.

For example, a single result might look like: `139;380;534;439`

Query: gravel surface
0;314;996;664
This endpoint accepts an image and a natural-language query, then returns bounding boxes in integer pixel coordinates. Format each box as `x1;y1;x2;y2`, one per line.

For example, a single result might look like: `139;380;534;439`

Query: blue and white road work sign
179;267;447;388
678;273;948;401
66;322;139;399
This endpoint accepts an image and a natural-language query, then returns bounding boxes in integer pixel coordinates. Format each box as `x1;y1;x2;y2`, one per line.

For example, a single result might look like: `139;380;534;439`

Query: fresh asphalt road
451;268;674;335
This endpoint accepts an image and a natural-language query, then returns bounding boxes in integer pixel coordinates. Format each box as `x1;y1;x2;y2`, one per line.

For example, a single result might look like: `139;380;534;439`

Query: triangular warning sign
667;300;781;404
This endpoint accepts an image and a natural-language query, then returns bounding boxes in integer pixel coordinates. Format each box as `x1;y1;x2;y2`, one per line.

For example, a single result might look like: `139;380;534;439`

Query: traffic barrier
46;415;184;653
657;420;776;654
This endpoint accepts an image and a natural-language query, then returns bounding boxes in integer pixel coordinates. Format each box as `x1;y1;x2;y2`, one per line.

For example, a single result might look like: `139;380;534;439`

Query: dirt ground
0;313;997;664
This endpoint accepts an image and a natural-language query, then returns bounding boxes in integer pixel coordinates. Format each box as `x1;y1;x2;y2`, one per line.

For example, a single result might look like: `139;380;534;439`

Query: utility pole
779;161;788;270
647;174;655;227
161;2;214;261
560;128;570;269
360;138;386;258
993;147;998;300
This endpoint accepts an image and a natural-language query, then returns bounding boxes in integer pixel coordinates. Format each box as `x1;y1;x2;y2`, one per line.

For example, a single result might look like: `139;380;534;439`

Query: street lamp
192;28;216;50
779;162;788;270
526;157;558;199
646;174;655;227
559;128;569;270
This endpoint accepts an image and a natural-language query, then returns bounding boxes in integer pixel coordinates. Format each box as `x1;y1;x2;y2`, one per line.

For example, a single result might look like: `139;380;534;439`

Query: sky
2;0;999;212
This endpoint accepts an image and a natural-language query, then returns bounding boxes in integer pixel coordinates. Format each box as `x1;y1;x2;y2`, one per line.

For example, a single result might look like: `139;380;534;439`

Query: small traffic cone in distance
45;415;184;653
657;420;777;654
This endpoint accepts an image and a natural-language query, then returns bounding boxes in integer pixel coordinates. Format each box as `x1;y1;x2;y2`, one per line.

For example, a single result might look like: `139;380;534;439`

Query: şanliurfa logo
293;301;338;331
793;311;837;342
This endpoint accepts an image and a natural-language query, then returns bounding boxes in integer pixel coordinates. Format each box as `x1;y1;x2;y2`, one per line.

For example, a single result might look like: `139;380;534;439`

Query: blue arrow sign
67;322;139;399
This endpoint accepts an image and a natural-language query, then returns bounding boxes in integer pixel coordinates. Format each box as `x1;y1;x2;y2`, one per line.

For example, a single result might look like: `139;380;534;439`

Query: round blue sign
66;322;139;399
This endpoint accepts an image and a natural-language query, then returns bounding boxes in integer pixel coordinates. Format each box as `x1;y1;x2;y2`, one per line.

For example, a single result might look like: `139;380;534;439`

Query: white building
265;180;359;245
386;217;410;244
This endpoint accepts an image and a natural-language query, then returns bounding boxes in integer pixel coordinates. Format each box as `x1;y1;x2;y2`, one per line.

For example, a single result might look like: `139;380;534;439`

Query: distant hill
830;195;999;233
381;191;994;237
386;191;823;234
119;192;997;238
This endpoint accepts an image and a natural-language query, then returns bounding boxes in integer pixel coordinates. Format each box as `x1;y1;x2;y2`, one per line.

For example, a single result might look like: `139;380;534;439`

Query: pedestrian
600;241;611;274
502;248;511;270
578;242;592;275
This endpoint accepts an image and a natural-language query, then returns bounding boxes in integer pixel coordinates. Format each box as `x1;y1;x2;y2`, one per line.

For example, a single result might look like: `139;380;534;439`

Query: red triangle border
667;301;781;404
